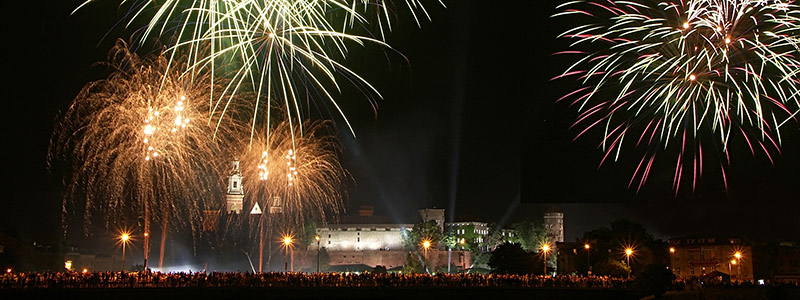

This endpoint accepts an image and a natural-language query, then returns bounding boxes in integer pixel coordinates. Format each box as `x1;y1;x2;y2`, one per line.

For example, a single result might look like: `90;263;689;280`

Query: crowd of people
0;271;633;289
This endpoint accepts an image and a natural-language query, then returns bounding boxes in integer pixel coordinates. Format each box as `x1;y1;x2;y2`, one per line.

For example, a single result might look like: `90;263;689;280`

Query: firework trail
210;118;348;266
73;0;443;138
554;0;800;193
50;40;244;238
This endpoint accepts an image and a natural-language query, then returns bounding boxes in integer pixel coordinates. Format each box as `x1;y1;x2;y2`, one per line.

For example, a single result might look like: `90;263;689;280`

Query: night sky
2;0;799;254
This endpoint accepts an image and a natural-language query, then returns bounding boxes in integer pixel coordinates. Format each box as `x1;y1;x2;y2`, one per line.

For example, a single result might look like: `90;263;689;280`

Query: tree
488;242;537;275
402;252;424;274
579;218;667;276
511;219;547;252
402;220;443;250
633;264;676;298
593;258;630;278
293;219;318;249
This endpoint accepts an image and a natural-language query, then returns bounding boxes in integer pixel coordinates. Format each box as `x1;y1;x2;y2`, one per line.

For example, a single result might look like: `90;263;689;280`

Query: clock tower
226;158;244;213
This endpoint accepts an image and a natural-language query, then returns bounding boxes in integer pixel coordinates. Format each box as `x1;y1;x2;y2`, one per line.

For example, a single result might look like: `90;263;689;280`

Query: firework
50;40;243;236
210;118;348;269
236;117;347;226
74;0;442;138
554;0;800;192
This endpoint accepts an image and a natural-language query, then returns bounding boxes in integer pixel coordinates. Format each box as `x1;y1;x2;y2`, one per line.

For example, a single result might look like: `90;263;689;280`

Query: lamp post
584;243;591;276
459;238;466;271
422;239;431;274
143;232;149;271
283;236;293;272
542;244;551;276
120;233;130;271
315;235;321;273
625;248;633;278
733;252;742;281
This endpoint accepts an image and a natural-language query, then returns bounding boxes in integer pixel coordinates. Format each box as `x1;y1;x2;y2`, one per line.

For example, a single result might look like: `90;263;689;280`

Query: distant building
775;242;800;285
316;224;413;251
544;206;564;243
64;251;125;272
312;207;485;272
418;208;445;232
669;236;754;282
448;222;489;247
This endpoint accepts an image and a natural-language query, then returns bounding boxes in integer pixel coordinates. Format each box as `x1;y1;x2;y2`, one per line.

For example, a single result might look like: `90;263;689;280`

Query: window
690;268;694;275
233;181;237;188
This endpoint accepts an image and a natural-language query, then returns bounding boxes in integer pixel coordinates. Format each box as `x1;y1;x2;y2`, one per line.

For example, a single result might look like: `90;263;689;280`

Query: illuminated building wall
315;224;413;251
669;236;754;282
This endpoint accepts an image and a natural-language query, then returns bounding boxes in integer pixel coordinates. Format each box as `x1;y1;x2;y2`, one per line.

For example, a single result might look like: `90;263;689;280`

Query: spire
226;158;244;213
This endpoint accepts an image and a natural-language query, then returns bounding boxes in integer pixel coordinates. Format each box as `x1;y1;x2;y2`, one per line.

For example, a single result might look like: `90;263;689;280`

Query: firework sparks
212;118;348;257
554;0;800;193
74;0;442;138
240;118;348;226
50;40;242;236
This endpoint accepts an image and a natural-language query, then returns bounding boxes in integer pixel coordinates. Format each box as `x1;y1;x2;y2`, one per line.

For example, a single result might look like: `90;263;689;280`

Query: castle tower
544;206;564;243
418;208;445;232
226;158;244;213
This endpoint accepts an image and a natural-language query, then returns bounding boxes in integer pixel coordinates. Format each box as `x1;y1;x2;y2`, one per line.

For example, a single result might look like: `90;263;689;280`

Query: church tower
226;158;244;213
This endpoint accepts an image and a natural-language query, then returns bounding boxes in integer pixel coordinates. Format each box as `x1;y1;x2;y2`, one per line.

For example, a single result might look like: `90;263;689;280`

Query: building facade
315;224;413;251
775;242;800;285
544;207;564;243
669;236;754;282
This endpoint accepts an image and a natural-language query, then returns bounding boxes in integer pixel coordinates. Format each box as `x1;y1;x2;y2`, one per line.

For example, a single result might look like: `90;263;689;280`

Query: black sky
2;0;799;251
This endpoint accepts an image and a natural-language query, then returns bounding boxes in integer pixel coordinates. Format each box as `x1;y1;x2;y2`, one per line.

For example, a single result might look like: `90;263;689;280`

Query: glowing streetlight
422;239;432;274
625;248;634;278
542;244;551;276
282;235;293;272
733;252;742;280
143;232;149;271
120;233;131;271
315;235;321;273
584;243;591;275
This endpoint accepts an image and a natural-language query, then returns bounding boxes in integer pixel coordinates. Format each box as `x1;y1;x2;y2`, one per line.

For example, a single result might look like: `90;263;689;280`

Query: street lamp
584;243;591;276
283;235;293;272
315;235;321;273
143;232;149;271
542;244;551;276
459;238;466;271
625;248;634;278
120;233;131;271
733;252;742;281
422;239;431;274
